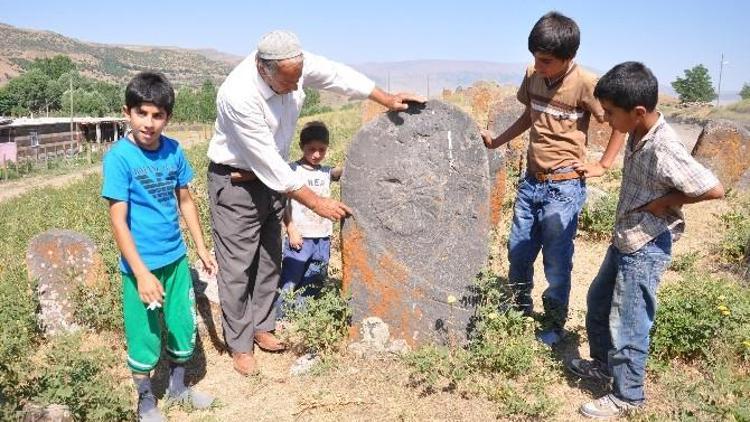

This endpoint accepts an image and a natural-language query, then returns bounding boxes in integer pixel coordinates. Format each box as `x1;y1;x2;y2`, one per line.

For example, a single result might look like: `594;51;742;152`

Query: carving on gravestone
26;229;106;335
341;100;491;346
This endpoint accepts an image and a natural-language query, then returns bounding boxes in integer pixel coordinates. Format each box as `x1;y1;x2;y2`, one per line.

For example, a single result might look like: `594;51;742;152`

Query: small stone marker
341;100;491;346
692;119;750;191
26;229;106;335
21;403;73;422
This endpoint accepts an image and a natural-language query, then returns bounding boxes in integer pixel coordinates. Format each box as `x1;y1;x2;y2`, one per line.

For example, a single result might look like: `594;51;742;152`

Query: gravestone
487;95;528;174
26;230;106;335
692;119;750;191
486;96;527;225
341;100;491;346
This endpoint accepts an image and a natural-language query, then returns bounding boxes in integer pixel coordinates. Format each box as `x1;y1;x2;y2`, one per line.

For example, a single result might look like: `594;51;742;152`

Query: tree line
0;55;332;122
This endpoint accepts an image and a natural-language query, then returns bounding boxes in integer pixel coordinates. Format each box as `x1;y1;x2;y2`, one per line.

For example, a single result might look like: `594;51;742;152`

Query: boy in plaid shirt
568;62;724;418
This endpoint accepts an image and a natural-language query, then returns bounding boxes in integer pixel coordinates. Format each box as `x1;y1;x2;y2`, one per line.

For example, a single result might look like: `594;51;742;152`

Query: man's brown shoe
254;331;286;352
231;351;258;376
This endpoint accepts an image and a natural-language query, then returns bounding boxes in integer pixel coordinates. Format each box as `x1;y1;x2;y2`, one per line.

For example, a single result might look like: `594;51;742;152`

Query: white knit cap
257;30;302;60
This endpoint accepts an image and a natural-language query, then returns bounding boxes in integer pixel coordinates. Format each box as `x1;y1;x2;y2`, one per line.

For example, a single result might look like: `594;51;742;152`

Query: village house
0;116;127;163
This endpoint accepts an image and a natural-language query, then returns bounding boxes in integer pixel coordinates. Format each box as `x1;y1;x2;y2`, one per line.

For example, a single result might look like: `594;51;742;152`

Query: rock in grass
26;229;106;335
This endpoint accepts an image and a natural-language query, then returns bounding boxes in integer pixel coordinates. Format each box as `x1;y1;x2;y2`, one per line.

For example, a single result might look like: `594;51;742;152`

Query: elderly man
207;30;423;375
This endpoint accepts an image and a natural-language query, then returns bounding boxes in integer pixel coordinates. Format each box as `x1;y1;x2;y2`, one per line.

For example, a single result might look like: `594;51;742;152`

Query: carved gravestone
341;100;491;346
26;230;105;335
692;119;750;191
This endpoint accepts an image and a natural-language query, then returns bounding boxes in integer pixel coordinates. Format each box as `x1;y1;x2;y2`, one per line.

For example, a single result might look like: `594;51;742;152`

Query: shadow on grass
549;326;610;399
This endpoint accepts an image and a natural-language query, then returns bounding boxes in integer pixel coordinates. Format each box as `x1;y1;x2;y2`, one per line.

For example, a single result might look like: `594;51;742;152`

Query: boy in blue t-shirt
102;72;217;421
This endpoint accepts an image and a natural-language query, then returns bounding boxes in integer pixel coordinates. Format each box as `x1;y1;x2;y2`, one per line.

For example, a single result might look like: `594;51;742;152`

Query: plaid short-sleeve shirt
613;114;719;253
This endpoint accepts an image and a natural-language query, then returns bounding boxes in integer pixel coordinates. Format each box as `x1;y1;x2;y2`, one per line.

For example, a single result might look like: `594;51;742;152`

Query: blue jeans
586;230;672;404
507;172;586;329
275;237;331;319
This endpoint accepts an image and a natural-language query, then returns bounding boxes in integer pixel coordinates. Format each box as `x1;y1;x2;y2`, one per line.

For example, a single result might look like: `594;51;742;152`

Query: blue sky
3;0;748;91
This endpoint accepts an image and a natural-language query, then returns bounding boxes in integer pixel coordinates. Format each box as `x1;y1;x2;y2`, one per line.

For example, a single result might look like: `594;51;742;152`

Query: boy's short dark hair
594;62;659;112
300;121;329;145
528;11;580;60
125;72;175;115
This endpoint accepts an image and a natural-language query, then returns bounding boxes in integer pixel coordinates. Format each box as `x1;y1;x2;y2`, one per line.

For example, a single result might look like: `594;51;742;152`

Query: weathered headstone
587;116;613;152
487;96;529;225
341;100;491;346
26;229;106;335
487;95;528;174
692;119;750;191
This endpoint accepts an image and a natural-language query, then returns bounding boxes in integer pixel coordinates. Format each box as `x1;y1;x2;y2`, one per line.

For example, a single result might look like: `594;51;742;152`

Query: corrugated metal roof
0;117;127;128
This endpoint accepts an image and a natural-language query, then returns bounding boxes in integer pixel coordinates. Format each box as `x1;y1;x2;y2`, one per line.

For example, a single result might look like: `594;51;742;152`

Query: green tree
62;89;109;117
28;56;76;80
198;80;217;122
172;88;199;122
671;64;716;103
740;83;750;100
300;87;332;117
2;69;51;115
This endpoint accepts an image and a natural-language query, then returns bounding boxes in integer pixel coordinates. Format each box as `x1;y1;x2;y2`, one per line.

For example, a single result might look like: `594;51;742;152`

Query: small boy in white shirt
276;121;342;317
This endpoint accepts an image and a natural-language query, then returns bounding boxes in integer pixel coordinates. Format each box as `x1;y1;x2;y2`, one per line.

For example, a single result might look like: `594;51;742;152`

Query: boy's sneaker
536;328;564;347
137;392;164;422
567;358;613;383
165;387;215;409
580;394;642;419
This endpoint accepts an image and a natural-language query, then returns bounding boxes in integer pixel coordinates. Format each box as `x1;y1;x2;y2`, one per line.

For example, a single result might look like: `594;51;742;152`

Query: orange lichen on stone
489;166;507;226
342;221;405;337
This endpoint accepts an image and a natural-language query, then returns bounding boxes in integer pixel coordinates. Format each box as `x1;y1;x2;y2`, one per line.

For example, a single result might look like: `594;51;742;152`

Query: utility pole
426;74;430;98
69;75;74;142
717;53;728;107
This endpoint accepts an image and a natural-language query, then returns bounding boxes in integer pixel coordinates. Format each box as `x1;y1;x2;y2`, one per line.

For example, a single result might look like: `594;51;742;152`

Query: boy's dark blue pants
275;237;330;318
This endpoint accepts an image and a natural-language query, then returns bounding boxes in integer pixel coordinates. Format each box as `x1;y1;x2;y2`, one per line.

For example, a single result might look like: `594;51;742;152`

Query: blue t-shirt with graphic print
101;136;193;273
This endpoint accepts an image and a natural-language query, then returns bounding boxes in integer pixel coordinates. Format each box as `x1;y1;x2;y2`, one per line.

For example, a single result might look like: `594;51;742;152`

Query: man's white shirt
207;51;375;192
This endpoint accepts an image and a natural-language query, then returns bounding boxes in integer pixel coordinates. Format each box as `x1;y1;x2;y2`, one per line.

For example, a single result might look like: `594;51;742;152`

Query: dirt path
0;130;208;204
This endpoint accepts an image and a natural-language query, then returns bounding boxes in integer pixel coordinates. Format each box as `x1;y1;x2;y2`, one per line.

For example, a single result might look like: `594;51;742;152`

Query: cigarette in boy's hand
147;301;162;311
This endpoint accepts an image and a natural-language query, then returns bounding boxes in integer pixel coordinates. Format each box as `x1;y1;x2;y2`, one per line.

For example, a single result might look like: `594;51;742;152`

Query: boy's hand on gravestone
481;129;497;149
135;272;164;306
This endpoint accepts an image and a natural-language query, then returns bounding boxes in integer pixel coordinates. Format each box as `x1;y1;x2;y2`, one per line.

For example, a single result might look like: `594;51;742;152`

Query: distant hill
352;60;528;97
0;22;236;87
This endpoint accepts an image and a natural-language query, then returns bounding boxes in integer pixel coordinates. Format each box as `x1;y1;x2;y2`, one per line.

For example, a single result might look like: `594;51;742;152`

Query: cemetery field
1;104;749;421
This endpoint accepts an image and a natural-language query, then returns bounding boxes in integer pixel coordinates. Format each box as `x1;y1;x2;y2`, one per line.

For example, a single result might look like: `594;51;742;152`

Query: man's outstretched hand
383;92;427;111
311;197;352;221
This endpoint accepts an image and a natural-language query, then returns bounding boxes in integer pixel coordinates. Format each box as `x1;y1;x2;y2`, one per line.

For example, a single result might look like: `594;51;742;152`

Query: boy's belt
211;162;257;182
533;171;581;182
